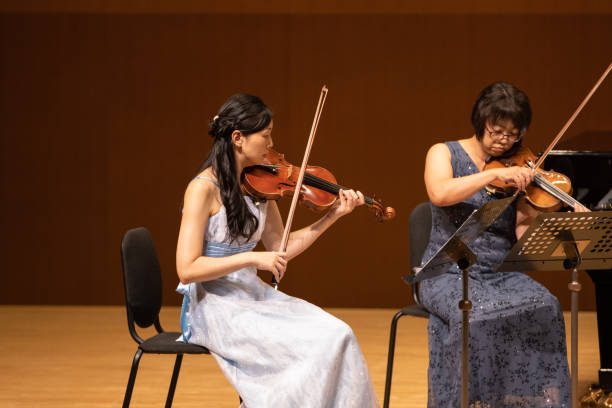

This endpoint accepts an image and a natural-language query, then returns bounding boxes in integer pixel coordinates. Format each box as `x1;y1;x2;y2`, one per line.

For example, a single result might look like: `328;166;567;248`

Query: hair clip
213;115;219;122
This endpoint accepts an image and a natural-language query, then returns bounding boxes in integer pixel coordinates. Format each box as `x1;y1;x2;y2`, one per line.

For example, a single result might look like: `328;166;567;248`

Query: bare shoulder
426;142;451;158
186;175;217;196
425;143;452;171
424;142;454;191
183;174;220;215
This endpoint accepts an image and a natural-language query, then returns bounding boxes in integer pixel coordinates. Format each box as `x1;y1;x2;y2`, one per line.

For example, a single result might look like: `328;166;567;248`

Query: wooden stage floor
0;306;600;407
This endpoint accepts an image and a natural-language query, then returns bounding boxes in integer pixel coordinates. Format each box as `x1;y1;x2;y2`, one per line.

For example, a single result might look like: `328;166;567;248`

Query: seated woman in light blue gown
175;93;379;408
419;82;584;407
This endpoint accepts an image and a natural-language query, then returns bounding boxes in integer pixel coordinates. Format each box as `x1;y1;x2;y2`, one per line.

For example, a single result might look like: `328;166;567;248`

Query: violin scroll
366;194;396;222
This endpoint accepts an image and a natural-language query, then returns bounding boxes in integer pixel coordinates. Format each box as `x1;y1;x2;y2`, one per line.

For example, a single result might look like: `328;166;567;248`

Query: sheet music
404;196;516;284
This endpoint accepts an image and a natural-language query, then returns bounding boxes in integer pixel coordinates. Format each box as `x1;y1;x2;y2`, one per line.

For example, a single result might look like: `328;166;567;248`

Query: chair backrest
409;202;432;269
121;227;163;332
408;202;432;304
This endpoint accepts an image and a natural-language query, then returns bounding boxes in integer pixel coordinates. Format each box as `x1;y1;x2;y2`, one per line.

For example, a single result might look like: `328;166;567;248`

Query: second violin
484;146;584;211
241;149;396;222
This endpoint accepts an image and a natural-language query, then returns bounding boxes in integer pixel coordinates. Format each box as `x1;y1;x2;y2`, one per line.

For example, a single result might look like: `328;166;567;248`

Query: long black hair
471;82;531;157
198;94;273;243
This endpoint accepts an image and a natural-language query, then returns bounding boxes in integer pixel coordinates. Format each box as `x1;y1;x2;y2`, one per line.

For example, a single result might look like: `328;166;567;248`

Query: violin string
533;173;579;207
265;164;340;192
304;173;341;191
537;177;577;205
304;174;343;193
533;175;576;205
303;173;375;205
264;165;375;206
266;164;349;195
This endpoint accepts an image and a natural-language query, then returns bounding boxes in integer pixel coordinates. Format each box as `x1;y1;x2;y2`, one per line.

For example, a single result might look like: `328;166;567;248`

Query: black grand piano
543;136;612;390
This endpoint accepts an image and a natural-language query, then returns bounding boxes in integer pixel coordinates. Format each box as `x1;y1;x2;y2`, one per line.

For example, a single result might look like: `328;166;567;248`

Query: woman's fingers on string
356;190;365;205
334;189;364;215
343;189;362;207
329;190;344;216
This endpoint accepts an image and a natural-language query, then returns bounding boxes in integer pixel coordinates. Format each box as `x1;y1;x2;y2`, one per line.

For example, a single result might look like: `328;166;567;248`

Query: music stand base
459;265;472;408
569;268;581;408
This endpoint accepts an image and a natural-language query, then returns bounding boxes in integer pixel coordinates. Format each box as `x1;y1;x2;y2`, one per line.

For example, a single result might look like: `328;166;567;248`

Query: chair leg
123;348;144;408
165;354;183;408
383;311;406;408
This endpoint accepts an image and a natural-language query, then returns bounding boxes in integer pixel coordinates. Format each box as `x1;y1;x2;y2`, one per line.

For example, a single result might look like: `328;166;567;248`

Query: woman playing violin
175;93;379;408
420;82;572;407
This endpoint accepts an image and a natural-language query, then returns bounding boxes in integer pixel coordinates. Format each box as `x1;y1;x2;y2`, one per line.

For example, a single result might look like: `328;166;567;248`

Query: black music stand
404;196;516;408
498;210;612;408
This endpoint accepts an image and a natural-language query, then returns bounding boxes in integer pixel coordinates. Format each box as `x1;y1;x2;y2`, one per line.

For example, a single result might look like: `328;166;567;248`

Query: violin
484;146;583;211
241;149;396;222
485;61;612;212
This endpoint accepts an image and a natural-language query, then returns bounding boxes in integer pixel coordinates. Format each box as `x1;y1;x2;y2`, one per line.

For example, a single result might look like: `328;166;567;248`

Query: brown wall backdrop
1;3;611;309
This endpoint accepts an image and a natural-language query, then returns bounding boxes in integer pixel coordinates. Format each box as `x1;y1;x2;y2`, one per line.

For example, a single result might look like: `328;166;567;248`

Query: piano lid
547;150;612;157
551;130;612;151
541;132;611;208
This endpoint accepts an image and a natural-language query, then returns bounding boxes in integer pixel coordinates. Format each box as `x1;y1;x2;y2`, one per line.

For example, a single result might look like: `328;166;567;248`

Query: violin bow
274;85;329;289
534;61;612;170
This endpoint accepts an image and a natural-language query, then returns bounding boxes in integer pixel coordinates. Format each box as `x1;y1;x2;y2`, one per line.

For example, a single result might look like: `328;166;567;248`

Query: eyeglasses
486;126;522;143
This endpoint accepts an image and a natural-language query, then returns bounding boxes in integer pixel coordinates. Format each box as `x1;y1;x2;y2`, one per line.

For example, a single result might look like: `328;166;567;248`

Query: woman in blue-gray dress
175;94;379;408
420;82;579;407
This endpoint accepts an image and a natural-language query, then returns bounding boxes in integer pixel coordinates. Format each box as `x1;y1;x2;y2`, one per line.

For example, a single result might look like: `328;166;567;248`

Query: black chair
383;202;432;408
120;227;214;408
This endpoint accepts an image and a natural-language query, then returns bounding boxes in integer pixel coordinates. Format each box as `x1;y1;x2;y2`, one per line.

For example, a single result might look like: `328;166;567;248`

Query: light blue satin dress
177;177;379;408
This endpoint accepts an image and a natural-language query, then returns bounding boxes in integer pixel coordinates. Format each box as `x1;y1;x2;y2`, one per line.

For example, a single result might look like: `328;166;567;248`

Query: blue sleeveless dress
419;142;570;408
176;177;379;408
